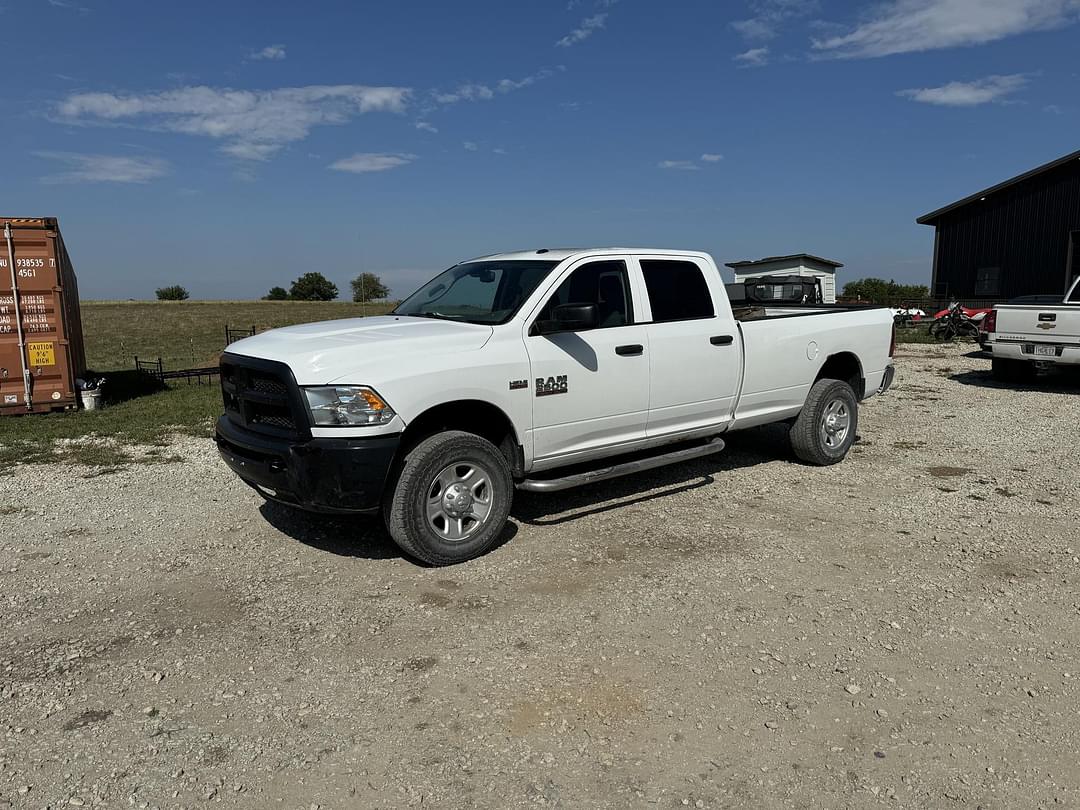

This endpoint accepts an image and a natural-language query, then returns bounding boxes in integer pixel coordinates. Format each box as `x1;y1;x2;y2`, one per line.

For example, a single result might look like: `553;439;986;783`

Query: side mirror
535;303;599;334
551;302;598;332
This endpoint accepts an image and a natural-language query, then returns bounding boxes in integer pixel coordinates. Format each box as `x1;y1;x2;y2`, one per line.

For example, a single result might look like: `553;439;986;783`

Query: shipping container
1;217;86;415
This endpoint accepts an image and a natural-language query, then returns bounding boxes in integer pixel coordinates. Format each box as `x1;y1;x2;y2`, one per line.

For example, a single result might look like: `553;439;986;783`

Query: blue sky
4;0;1079;299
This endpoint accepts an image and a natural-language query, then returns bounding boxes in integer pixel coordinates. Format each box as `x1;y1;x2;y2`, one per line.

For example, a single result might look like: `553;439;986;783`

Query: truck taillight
889;322;896;357
983;310;997;333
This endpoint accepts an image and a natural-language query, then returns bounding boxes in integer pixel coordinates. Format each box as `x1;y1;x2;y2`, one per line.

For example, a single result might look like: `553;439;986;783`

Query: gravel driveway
3;344;1078;809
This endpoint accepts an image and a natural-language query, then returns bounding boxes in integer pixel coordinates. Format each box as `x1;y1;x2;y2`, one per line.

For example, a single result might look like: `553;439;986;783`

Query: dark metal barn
917;149;1080;300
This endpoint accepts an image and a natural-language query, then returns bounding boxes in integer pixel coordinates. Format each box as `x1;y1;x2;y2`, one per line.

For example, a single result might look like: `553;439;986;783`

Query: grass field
0;300;394;466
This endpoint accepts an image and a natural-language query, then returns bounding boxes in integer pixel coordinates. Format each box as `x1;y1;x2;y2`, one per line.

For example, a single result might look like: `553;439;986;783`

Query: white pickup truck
216;248;895;565
984;276;1080;380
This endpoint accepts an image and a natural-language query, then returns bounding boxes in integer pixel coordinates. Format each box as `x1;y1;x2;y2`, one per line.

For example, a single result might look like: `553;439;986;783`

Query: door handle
615;344;644;356
710;335;734;346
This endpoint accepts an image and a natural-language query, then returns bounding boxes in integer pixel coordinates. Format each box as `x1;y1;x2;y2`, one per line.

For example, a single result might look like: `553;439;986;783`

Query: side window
535;260;633;330
640;260;715;322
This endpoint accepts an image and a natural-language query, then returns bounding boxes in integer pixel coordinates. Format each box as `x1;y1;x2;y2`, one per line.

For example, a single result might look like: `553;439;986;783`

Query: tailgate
995;305;1080;342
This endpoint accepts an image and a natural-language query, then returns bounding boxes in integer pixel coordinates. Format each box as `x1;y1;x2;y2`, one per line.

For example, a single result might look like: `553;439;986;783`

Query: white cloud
57;84;410;160
415;121;438;133
434;69;558;106
658;160;701;171
557;13;607;46
897;73;1028;106
732;0;818;40
329;152;416;173
701;153;724;162
1044;103;1064;113
35;151;169;184
247;44;286;61
814;0;1080;59
463;141;478;151
734;47;770;66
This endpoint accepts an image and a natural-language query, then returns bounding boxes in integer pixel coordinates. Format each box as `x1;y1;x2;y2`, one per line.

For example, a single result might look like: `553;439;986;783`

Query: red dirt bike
929;302;983;341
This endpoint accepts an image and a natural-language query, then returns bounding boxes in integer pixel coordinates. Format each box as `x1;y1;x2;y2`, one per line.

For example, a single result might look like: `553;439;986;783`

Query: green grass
0;300;394;466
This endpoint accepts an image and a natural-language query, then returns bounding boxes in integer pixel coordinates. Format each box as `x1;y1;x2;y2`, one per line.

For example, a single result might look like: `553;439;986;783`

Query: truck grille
220;356;308;438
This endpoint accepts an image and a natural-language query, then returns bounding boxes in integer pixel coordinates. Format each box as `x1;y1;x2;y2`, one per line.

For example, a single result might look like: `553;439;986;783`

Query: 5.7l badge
535;375;568;397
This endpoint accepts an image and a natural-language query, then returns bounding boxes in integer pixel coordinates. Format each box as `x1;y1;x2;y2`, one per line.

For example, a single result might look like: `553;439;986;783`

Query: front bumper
215;415;400;514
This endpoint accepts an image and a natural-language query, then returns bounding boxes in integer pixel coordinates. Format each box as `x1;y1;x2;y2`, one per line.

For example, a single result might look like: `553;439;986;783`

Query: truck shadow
951;368;1080;394
256;500;520;564
257;423;792;561
513;424;792;527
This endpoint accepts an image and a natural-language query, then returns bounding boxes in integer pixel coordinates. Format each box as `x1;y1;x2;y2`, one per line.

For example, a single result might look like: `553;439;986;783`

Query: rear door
636;256;742;437
524;257;651;465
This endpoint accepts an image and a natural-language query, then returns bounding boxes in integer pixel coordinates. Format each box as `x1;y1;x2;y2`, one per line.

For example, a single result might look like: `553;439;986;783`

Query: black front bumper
215;415;400;515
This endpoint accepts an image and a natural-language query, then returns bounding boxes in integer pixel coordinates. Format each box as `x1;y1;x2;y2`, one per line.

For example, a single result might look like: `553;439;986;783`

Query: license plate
1033;344;1057;357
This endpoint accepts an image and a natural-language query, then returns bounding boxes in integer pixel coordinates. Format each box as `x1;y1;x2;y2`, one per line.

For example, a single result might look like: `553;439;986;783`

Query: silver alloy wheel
819;398;851;450
425;460;495;542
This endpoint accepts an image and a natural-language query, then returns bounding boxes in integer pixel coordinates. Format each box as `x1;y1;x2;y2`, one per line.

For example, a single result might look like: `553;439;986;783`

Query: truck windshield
393;260;558;324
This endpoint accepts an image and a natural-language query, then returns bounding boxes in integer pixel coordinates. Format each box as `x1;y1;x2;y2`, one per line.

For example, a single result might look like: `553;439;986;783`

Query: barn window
975;267;1000;296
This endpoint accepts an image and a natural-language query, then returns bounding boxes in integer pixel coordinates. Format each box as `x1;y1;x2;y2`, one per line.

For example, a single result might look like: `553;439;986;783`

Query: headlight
303;386;396;426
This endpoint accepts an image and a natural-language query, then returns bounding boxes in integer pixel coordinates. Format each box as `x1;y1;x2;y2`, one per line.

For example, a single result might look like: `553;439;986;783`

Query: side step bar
517;437;725;493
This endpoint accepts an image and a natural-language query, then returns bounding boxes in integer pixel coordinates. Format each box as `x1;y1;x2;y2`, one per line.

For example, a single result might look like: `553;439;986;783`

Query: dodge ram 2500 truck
216;248;895;565
983;276;1080;380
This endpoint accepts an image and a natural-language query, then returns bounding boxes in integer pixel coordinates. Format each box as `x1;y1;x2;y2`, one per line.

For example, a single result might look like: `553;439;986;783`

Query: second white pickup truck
216;248;895;564
983;276;1080;380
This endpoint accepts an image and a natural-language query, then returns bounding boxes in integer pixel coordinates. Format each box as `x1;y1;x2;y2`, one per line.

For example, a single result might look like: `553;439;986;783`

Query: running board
517;438;726;493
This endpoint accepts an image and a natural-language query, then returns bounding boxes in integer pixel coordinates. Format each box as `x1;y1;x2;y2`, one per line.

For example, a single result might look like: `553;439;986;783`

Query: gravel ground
2;343;1079;810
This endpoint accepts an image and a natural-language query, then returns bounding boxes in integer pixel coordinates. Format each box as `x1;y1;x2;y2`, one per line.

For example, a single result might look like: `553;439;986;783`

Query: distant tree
289;272;338;301
351;272;390;303
842;278;929;303
263;286;290;301
155;285;190;301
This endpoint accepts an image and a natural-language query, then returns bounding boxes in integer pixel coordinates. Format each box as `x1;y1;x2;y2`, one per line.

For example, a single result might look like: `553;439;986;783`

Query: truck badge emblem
509;379;528;390
535;375;568;397
1036;322;1056;330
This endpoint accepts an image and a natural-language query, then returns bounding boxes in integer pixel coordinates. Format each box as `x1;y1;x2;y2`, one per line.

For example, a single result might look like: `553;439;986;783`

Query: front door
524;257;650;465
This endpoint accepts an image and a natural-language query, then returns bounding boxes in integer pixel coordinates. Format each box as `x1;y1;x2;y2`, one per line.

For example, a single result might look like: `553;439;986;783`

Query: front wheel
383;430;513;565
789;379;859;465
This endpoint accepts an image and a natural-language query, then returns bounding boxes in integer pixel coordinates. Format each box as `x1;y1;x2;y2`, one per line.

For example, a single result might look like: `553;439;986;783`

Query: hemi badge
509;379;528;390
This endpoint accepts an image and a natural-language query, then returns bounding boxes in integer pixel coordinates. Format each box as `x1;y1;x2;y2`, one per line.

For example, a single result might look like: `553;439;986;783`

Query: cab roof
462;247;708;263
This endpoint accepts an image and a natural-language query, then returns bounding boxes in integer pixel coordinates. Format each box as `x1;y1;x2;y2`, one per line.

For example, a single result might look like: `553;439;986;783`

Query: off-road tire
789;379;859;466
383;430;513;566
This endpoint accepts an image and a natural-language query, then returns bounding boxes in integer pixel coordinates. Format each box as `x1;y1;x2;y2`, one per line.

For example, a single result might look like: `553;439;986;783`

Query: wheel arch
815;352;865;400
398;399;524;475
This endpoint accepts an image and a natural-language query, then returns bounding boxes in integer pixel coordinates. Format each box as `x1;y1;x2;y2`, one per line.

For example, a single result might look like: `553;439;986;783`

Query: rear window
640;260;715;322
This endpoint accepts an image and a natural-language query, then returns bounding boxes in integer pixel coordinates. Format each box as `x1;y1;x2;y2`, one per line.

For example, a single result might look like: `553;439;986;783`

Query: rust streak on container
0;217;87;415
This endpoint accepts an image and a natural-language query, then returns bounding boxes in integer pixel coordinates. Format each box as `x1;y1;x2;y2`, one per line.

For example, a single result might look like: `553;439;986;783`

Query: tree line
155;272;390;302
841;278;929;303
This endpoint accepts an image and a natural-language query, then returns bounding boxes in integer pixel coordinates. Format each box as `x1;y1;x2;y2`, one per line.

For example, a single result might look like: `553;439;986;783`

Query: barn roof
917;148;1080;225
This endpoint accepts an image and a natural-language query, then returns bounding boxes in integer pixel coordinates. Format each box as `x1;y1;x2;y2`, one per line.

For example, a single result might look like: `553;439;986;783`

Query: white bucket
80;388;103;411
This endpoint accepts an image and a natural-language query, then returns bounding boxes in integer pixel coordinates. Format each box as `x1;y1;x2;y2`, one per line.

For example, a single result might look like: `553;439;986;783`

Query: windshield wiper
398;311;461;322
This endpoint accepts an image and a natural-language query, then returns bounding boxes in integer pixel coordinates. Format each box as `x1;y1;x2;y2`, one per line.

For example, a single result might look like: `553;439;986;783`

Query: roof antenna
536;248;549;254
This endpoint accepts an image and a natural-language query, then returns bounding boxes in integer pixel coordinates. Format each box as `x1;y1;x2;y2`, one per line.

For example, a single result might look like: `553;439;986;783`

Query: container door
1;220;79;413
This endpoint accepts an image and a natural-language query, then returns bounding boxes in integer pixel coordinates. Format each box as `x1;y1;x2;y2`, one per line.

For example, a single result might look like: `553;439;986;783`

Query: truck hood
224;315;494;385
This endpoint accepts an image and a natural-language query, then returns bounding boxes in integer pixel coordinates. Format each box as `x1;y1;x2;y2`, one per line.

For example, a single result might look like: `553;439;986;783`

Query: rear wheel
790;379;859;466
383;430;513;566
